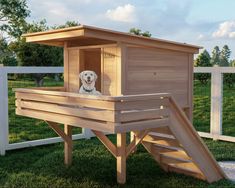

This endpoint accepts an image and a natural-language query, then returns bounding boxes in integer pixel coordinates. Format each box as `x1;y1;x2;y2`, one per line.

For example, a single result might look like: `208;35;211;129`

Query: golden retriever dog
79;70;101;95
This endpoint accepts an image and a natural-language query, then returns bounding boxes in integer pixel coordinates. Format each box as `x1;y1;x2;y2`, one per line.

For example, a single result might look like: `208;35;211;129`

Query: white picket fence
0;66;235;156
0;66;93;156
195;67;235;143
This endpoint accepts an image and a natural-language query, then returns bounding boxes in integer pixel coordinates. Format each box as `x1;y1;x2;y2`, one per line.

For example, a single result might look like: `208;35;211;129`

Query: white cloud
105;4;136;23
212;20;235;39
197;34;205;40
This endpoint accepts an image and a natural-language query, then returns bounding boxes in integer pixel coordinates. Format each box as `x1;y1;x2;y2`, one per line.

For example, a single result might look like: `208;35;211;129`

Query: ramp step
152;142;183;152
167;162;205;180
144;133;181;148
161;151;192;162
151;126;173;135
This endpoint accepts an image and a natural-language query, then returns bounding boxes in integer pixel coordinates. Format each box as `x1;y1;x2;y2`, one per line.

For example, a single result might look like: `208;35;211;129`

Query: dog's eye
85;73;87;76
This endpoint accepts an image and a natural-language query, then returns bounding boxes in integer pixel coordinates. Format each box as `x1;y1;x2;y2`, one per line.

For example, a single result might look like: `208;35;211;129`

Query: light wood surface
15;89;226;183
116;133;126;184
22;25;201;53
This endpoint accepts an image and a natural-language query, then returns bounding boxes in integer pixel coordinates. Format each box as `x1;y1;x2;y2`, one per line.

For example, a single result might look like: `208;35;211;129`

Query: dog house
15;25;226;184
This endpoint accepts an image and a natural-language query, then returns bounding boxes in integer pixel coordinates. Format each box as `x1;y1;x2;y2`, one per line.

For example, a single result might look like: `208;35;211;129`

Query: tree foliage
211;46;220;66
129;28;152;37
0;0;30;38
10;20;79;86
194;50;212;85
0;37;17;66
52;21;80;29
219;45;231;67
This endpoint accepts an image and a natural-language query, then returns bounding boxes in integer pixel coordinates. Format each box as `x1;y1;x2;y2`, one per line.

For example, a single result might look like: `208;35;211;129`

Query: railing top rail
194;67;235;73
14;88;170;102
0;66;63;74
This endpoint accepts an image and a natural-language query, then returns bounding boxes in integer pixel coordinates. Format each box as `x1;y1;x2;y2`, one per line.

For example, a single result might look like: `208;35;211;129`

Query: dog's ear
79;71;84;80
93;71;98;81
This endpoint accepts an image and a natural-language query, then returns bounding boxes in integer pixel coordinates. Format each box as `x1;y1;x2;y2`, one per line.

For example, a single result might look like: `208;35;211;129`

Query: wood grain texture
116;133;126;184
125;46;191;108
22;25;201;53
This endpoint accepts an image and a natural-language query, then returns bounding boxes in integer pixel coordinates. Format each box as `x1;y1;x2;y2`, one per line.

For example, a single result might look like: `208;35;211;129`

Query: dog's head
79;70;97;85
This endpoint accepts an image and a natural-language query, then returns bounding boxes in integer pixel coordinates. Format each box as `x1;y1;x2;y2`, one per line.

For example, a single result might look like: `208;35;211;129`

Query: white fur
79;70;101;95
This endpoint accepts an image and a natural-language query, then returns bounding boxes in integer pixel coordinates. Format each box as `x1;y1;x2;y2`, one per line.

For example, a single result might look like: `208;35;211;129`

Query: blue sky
27;0;235;59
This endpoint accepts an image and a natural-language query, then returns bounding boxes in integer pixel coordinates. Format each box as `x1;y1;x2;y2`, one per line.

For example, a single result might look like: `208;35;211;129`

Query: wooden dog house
15;25;226;184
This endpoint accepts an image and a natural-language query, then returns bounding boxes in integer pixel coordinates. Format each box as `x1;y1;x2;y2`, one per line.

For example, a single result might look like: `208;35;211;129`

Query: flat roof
22;25;202;53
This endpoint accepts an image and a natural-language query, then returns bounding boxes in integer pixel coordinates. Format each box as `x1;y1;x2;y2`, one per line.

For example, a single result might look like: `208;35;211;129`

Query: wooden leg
64;124;73;166
116;133;126;184
130;131;137;153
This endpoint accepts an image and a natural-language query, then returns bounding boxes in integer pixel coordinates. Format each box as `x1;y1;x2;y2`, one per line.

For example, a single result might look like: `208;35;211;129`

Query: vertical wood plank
101;46;118;96
187;53;193;122
64;124;73;166
116;133;126;184
130;131;136;153
63;42;69;91
67;49;80;92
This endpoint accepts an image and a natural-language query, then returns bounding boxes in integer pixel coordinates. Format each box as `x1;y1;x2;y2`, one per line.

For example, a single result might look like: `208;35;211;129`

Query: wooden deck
14;88;226;184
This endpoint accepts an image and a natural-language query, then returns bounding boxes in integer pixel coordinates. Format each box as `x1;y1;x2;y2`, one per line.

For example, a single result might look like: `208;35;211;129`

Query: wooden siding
124;47;191;108
101;46;121;96
67;49;80;92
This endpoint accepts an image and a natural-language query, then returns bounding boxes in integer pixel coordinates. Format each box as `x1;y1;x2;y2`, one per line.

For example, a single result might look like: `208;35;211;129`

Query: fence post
0;66;9;155
82;128;93;139
210;68;223;140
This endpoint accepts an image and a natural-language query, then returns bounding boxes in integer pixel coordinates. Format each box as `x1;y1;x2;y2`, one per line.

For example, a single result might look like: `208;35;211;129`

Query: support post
0;66;8;156
116;133;126;184
64;124;73;166
210;68;223;140
130;131;136;153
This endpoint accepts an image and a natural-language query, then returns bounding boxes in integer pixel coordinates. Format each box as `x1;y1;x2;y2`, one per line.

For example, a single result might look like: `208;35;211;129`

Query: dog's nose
87;76;91;80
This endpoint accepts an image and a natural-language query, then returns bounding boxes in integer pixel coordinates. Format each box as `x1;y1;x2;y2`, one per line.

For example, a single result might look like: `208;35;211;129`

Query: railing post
0;66;9;155
210;67;223;140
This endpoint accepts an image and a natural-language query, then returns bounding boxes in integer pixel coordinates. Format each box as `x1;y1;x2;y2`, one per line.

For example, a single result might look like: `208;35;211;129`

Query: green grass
193;79;235;136
2;77;235;187
0;136;235;188
8;77;81;143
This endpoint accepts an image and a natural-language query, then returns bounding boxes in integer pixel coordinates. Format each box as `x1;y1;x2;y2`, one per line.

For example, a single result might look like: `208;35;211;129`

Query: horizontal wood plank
16;92;115;110
16;108;115;133
17;100;115;122
115;118;169;133
116;108;169;122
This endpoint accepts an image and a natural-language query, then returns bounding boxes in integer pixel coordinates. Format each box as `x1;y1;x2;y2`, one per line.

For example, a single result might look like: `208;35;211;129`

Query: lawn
193;78;235;136
1;76;234;187
8;76;82;143
0;136;235;188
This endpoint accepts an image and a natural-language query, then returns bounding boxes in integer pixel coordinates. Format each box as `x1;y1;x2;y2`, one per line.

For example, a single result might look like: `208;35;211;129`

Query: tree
219;45;234;87
194;50;212;85
0;37;17;66
219;45;231;67
231;60;235;67
0;0;30;38
211;46;220;66
52;21;80;29
129;28;152;37
10;20;80;86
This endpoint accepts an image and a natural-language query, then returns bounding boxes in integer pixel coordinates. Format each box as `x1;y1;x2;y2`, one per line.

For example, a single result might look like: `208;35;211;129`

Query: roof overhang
22;25;202;53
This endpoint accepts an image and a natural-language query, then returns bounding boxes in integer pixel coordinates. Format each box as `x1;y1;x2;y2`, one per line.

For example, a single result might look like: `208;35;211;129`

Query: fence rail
0;66;235;156
0;66;93;155
194;67;235;142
